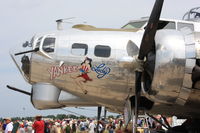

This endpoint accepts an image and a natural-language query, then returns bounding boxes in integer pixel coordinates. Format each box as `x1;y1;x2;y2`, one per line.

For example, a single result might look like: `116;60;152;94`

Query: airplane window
35;37;42;48
71;43;88;56
42;37;55;53
122;21;147;29
177;22;194;32
94;45;111;57
157;21;176;29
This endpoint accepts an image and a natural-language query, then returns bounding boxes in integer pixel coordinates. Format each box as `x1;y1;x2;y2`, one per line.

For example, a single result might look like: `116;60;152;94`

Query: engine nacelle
143;29;196;105
58;91;97;106
31;83;97;109
31;83;64;109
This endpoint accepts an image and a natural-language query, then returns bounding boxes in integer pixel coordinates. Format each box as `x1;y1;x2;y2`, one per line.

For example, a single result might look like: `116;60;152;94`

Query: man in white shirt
4;118;13;133
89;120;96;133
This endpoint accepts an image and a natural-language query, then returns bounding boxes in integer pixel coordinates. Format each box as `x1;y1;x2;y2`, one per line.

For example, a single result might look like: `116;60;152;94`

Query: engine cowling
143;29;196;105
31;83;63;109
31;83;97;109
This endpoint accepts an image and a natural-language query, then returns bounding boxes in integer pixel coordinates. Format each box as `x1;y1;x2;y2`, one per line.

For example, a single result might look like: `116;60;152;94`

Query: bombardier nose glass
9;38;33;81
9;36;55;81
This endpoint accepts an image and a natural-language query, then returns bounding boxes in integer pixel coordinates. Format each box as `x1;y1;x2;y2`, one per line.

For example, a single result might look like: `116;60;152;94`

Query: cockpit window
157;21;176;29
177;22;194;32
122;20;176;30
122;21;147;29
42;37;55;53
35;37;42;48
71;43;88;56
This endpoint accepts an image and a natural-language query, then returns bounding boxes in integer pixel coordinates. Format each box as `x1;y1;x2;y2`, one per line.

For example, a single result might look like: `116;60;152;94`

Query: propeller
138;0;164;60
133;0;164;132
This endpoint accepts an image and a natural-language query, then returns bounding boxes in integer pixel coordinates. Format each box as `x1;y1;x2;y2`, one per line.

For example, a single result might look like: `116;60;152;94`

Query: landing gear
133;71;142;133
97;106;102;133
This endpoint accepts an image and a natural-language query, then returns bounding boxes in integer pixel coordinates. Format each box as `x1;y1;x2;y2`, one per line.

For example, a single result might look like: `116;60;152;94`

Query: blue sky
0;0;200;118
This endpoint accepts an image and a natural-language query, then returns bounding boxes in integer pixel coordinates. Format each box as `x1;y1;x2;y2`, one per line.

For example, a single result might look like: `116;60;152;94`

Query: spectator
0;121;3;133
79;120;86;131
2;120;7;131
88;120;95;133
12;120;19;133
4;118;13;133
26;121;33;133
50;122;57;133
97;121;103;133
71;120;76;133
19;124;25;133
32;115;45;133
65;121;71;133
55;122;62;133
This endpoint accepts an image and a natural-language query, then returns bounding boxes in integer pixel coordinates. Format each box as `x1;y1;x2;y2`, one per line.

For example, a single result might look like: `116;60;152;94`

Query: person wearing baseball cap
32;115;45;133
4;117;13;133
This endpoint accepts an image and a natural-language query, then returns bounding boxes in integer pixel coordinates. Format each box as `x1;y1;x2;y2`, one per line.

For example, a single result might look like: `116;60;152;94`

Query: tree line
0;114;117;121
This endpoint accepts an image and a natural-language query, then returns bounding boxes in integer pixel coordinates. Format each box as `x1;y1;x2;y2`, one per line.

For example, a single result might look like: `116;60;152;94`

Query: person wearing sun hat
32;115;45;133
4;117;13;133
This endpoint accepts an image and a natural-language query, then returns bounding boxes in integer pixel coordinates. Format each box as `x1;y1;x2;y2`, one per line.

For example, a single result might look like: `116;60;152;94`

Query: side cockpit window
122;21;147;29
42;37;55;53
71;43;88;56
158;21;176;29
94;45;111;57
178;22;194;32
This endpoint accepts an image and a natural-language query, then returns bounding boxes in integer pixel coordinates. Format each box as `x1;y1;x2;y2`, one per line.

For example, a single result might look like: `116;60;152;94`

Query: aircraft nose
9;41;32;81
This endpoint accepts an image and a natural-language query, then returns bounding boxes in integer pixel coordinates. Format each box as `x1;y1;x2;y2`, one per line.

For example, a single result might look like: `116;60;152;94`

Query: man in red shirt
32;115;45;133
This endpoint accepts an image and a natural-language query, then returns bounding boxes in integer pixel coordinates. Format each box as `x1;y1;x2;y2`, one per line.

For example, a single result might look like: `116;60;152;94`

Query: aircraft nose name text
48;65;79;80
92;64;111;79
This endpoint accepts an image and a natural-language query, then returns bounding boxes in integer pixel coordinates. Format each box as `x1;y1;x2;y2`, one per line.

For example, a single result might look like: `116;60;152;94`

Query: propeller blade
133;1;164;132
7;85;31;96
138;0;164;60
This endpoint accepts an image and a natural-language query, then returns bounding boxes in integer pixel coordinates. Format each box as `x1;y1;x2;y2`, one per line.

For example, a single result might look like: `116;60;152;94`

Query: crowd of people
0;115;175;133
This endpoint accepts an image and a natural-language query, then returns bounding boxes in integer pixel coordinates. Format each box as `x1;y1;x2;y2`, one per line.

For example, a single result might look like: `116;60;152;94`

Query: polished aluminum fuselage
30;29;143;112
11;19;200;117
